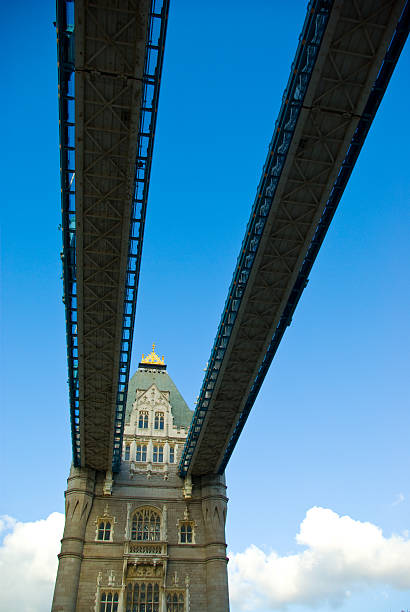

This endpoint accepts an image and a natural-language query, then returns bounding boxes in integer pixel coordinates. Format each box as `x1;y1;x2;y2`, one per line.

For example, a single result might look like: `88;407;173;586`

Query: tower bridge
52;1;409;610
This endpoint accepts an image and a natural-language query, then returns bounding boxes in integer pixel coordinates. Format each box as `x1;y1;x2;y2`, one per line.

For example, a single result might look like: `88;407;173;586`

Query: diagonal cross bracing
180;0;408;477
57;0;169;471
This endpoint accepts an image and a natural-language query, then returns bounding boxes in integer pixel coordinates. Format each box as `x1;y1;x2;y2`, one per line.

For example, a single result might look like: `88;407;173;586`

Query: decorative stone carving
125;503;132;539
183;475;192;499
103;470;113;496
127;564;163;579
108;570;115;586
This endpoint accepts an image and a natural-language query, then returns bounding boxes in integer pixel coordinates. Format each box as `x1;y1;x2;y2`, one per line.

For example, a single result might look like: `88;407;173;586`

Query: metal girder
57;0;169;471
179;0;408;477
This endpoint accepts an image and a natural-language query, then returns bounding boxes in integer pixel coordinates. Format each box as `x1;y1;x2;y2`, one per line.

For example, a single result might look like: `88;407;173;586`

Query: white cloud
0;512;64;612
392;492;405;506
228;506;410;611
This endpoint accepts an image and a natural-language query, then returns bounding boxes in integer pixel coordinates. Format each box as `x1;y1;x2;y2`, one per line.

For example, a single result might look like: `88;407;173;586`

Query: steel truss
57;0;169;471
179;0;408;477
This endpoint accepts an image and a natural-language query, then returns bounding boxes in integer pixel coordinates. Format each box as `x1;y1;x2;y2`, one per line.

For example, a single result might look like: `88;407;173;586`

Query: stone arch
130;505;162;541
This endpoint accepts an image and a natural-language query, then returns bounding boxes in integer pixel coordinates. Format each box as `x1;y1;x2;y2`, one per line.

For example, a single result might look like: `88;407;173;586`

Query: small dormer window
97;520;112;541
136;444;147;462
138;411;149;429
153;444;163;463
154;412;164;430
179;521;193;544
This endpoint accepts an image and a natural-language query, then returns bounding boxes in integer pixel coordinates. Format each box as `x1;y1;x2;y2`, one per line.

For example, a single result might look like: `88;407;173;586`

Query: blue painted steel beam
179;0;335;477
217;0;409;474
56;0;169;470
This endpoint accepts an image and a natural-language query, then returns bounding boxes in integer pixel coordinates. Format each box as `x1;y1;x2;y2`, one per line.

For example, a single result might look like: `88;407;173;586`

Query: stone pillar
201;473;229;612
52;465;95;612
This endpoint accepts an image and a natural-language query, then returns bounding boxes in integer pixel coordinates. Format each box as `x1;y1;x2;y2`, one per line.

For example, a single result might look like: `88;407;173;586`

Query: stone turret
52;345;230;611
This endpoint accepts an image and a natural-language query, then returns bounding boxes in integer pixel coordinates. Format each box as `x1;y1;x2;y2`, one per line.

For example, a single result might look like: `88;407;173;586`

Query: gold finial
141;343;165;366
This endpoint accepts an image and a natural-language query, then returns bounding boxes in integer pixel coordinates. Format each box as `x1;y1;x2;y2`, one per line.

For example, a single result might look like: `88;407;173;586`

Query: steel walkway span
57;0;169;472
180;0;409;478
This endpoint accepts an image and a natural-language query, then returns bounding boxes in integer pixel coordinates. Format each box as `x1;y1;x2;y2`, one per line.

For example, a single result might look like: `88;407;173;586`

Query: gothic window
125;444;130;461
138;411;149;429
126;583;160;612
179;521;193;544
153;444;163;463
166;592;184;612
169;446;175;463
136;444;147;462
100;591;119;612
97;520;112;541
154;412;164;430
131;508;161;541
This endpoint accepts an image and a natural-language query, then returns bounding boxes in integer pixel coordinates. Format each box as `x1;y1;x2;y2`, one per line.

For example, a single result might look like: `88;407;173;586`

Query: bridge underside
76;0;150;471
181;0;408;477
58;0;169;472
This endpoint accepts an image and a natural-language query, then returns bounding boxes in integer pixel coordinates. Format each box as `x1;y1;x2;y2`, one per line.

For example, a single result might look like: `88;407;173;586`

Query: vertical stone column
52;465;95;612
201;473;229;611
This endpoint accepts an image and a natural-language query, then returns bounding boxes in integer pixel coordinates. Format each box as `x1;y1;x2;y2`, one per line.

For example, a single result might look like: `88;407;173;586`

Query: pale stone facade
52;358;230;611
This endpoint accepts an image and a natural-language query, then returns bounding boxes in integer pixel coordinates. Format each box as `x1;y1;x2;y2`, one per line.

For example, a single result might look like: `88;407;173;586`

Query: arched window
138;411;148;429
166;592;184;612
100;591;119;612
131;508;161;541
97;520;112;541
136;444;147;462
126;582;160;612
154;412;164;430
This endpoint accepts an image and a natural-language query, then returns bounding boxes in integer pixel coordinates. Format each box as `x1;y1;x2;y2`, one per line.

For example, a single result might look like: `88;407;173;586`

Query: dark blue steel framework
179;0;410;477
56;0;170;470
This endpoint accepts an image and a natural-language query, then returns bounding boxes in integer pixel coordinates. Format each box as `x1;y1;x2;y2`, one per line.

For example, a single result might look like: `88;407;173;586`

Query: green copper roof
125;367;194;429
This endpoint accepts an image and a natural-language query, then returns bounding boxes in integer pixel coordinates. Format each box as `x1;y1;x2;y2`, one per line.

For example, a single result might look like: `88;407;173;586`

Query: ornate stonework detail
108;570;116;586
103;470;113;496
182;475;192;499
141;343;165;366
127;564;164;579
125;503;132;539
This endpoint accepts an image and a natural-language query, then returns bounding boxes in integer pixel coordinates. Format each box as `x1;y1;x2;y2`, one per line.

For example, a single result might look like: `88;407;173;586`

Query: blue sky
1;1;409;611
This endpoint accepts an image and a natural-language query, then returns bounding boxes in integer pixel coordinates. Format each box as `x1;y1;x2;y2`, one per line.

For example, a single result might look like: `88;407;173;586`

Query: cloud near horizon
1;507;410;611
0;512;64;612
229;506;410;610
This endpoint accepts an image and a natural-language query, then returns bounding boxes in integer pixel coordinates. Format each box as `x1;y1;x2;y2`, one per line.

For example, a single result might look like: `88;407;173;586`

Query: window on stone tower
154;412;164;430
169;446;175;463
131;508;161;541
126;582;160;612
125;444;130;461
166;592;184;611
97;520;112;541
138;411;148;428
136;444;147;462
100;591;119;612
153;444;163;463
179;521;194;544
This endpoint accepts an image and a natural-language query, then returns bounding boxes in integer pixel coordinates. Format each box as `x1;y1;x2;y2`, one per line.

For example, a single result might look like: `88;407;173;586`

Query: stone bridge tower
52;346;230;611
